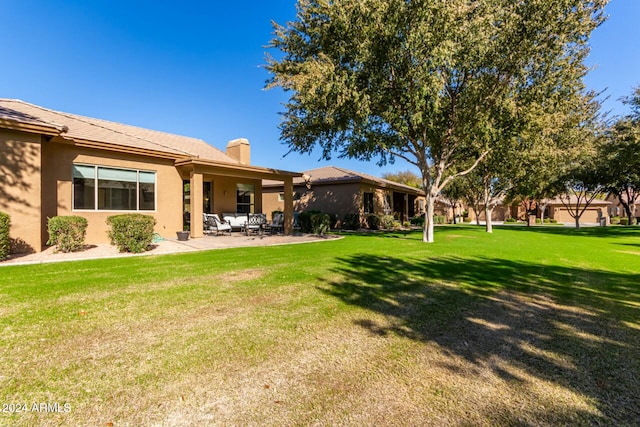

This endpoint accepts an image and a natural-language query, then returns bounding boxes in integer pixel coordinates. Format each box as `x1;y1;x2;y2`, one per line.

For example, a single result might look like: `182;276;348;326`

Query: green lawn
1;226;639;426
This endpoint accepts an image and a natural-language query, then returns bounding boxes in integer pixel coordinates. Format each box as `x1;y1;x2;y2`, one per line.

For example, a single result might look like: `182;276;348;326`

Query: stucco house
544;196;610;225
0;99;300;253
263;166;427;226
606;193;639;223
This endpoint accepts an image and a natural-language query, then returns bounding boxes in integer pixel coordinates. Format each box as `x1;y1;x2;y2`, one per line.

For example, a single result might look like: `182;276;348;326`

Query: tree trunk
423;195;435;243
485;206;494;233
575;215;581;229
472;205;481;226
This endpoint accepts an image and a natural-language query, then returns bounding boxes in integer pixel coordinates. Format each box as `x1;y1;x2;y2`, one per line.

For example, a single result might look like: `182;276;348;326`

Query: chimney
226;138;250;165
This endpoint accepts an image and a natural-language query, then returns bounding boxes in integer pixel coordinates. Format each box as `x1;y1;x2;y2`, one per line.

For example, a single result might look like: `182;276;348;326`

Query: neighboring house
466;203;511;223
263;166;427;226
606;192;640;223
545;196;610;225
0;99;300;253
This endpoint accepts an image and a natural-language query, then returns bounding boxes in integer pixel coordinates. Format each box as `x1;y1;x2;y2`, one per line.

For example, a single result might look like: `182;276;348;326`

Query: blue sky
2;0;638;177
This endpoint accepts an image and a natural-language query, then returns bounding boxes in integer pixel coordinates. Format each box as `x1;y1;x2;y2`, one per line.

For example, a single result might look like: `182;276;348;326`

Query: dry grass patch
1;228;639;426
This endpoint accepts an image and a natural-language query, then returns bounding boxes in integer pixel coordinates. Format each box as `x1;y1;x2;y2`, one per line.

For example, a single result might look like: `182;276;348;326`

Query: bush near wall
107;214;156;253
311;213;331;235
379;215;396;229
0;211;10;261
297;211;315;233
342;213;361;230
409;215;424;227
47;216;88;253
366;214;381;230
434;215;447;225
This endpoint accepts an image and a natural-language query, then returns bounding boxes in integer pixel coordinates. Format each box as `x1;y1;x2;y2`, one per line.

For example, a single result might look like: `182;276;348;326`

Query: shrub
433;215;447;225
535;218;542;224
366;214;381;230
410;215;425;227
311;213;331;235
297;211;314;233
342;213;361;230
403;221;411;228
328;213;338;229
0;211;9;261
381;214;397;229
463;217;473;223
610;216;620;225
620;217;629;226
46;216;88;253
550;218;557;223
107;214;156;253
505;217;517;223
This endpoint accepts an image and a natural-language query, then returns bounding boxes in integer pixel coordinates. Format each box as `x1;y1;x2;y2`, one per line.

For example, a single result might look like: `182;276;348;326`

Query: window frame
363;191;374;214
236;183;255;214
72;164;157;212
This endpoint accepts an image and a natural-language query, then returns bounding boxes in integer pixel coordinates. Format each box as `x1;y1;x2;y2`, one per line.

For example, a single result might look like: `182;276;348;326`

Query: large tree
381;170;421;188
267;0;607;242
602;87;640;225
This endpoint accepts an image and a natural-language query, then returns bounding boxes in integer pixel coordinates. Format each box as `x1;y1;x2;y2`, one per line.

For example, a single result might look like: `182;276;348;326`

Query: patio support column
283;176;294;235
190;171;203;238
404;193;409;223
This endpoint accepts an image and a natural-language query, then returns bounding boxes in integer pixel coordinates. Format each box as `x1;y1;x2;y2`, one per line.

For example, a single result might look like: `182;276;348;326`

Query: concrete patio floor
2;232;341;266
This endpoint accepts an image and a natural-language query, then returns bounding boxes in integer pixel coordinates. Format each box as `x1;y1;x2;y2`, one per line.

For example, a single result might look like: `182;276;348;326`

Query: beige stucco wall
201;174;262;215
263;182;425;227
43;143;184;245
467;205;510;222
0;129;43;253
551;205;606;224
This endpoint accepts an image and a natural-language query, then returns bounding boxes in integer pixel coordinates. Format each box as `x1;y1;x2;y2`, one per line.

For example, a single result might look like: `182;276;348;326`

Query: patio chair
266;212;284;234
203;213;232;236
245;213;266;236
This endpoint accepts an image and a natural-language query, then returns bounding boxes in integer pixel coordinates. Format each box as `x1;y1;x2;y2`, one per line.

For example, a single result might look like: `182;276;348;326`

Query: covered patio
176;158;301;239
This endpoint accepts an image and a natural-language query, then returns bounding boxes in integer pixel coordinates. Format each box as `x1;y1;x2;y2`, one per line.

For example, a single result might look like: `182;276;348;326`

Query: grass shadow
318;254;640;424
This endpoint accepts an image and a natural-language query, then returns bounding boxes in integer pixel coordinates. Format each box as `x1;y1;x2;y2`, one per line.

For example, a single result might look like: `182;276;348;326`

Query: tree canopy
601;86;640;224
267;0;607;242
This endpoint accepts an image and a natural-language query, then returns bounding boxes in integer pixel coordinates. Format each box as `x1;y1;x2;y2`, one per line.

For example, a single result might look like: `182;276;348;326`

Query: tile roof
0;99;239;163
265;165;424;194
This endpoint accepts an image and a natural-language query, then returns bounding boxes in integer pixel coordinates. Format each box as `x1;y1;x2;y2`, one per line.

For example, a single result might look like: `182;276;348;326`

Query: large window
73;165;156;211
236;183;255;213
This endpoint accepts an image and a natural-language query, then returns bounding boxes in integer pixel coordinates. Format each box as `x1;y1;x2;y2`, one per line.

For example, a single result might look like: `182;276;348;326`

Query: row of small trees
266;0;608;242
440;86;640;231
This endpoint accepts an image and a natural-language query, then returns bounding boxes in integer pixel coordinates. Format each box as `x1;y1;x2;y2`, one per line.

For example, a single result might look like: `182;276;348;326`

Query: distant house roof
545;196;611;206
0;98;238;163
265;165;424;195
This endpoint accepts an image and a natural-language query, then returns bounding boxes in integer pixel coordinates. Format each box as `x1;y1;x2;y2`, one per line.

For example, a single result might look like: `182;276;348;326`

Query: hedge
47;216;88;253
366;214;380;230
0;211;10;261
107;214;156;253
311;213;331;235
380;215;398;230
342;213;360;230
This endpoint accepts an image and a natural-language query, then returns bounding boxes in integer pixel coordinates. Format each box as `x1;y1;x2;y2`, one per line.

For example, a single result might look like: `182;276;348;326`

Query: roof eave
0;119;62;136
175;158;302;180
